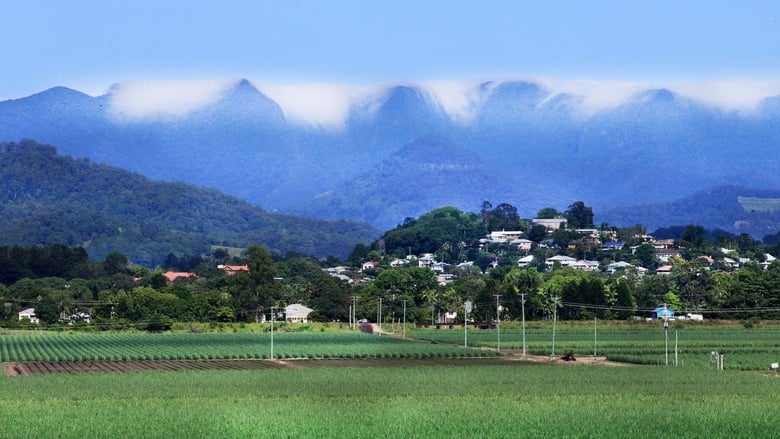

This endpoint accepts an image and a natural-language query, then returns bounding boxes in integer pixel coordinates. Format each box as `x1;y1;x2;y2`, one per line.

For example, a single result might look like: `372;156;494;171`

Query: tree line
4;201;780;330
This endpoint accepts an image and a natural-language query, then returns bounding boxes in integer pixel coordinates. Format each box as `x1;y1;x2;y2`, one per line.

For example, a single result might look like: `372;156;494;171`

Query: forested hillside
0;140;379;265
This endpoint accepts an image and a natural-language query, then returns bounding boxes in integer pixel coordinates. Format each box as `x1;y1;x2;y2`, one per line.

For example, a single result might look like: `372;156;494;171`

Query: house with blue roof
651;305;675;319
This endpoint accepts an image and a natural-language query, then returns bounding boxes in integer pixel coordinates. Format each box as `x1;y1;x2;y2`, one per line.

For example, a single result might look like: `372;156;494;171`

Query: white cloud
102;77;780;125
666;80;780;112
537;78;651;114
258;82;384;129
539;78;780;114
108;79;232;121
418;80;485;123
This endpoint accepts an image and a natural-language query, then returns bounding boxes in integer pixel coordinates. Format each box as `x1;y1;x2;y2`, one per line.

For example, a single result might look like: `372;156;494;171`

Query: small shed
285;304;314;323
652;305;675;320
18;308;39;324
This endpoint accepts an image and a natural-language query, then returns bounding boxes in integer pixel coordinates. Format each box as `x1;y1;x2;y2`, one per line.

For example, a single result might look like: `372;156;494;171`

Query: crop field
408;324;780;370
1;364;778;438
0;331;497;364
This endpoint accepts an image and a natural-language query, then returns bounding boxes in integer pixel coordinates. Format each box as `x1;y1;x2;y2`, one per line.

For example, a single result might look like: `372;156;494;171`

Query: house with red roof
219;265;250;275
163;271;197;282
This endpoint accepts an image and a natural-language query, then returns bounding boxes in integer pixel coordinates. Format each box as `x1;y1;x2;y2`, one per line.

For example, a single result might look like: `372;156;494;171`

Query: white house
545;255;576;267
18;308;39;324
418;254;436;269
487;230;524;242
361;260;379;271
571;260;599;271
437;273;454;286
285;304;314;323
390;258;409;267
761;253;777;270
512;238;533;252
532;218;567;232
517;255;535;267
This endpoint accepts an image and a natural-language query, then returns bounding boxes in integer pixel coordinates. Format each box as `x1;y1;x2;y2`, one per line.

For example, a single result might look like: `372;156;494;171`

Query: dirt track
3;352;628;376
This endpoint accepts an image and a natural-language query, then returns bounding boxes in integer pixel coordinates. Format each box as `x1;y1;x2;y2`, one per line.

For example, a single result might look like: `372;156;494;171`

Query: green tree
682;225;706;248
527;224;548;242
536;207;559;219
611;279;636;319
564;201;594;229
232;245;278;322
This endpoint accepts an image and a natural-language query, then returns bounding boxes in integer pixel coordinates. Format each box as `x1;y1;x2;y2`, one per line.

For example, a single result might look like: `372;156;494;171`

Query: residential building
285;304;314;323
18;308;39;324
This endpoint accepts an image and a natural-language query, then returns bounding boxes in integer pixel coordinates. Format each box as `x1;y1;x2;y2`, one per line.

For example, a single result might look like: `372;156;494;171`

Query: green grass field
2;323;779;370
0;331;497;362
0;365;778;438
409;323;780;370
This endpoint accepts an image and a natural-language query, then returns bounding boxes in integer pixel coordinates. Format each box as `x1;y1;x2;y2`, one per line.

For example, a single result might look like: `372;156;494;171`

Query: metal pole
521;293;526;356
352;296;357;331
551;296;559;357
594;316;597;357
675;330;678;367
402;300;406;339
464;305;468;347
494;295;501;352
270;306;275;360
464;300;473;348
378;298;382;335
664;318;669;366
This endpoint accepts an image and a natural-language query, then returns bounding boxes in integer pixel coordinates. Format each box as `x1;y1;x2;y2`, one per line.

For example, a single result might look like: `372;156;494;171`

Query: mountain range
2;79;780;236
0;140;378;266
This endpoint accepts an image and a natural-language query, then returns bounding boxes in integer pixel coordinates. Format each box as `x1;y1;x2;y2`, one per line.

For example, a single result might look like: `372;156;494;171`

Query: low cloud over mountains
3;78;780;235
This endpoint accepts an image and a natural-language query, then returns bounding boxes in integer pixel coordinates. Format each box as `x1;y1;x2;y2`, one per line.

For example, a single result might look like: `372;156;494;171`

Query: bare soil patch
2;352;629;376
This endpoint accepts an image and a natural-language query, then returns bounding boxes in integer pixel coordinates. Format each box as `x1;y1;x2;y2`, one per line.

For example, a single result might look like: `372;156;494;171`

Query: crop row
408;326;780;370
0;332;497;362
1;365;778;438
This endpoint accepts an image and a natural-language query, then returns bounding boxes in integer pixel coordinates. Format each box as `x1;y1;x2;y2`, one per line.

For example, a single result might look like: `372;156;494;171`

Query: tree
527;224;548;242
633;244;658;270
240;245;278;322
612;279;636;319
480;201;493;230
102;252;129;275
536;207;559;219
487;203;520;231
682;224;706;248
564;201;594;229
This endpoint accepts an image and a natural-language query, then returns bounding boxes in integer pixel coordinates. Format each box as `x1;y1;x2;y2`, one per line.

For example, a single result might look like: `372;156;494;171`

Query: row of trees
4;197;780;329
4;241;780;330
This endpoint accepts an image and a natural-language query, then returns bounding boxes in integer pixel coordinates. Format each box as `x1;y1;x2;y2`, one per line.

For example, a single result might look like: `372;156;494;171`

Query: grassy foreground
1;365;778;438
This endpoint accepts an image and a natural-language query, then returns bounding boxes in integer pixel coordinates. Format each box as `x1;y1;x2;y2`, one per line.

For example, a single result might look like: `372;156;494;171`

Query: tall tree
238;244;278;322
682;224;706;248
565;201;594;229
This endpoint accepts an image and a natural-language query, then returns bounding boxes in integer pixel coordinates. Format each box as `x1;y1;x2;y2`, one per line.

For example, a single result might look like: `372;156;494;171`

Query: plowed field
3;353;624;376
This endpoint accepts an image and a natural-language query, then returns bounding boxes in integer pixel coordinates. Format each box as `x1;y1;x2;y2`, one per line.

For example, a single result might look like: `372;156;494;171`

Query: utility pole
551;296;560;358
494;294;502;352
464;300;473;348
663;304;669;366
351;296;358;331
270;306;275;360
520;293;527;356
378;298;383;335
402;300;407;339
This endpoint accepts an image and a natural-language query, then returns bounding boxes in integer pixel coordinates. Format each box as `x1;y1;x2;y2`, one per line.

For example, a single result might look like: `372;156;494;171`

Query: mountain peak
224;78;261;96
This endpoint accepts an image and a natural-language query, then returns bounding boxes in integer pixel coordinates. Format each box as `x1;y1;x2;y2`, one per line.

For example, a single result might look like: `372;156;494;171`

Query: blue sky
3;0;780;119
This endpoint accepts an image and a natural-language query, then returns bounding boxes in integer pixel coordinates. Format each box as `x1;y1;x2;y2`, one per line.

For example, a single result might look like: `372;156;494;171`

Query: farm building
18;308;39;324
285;304;314;323
651;305;675;319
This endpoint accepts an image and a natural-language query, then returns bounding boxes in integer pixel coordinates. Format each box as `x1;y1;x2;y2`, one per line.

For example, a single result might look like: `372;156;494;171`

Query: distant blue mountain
2;79;780;234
